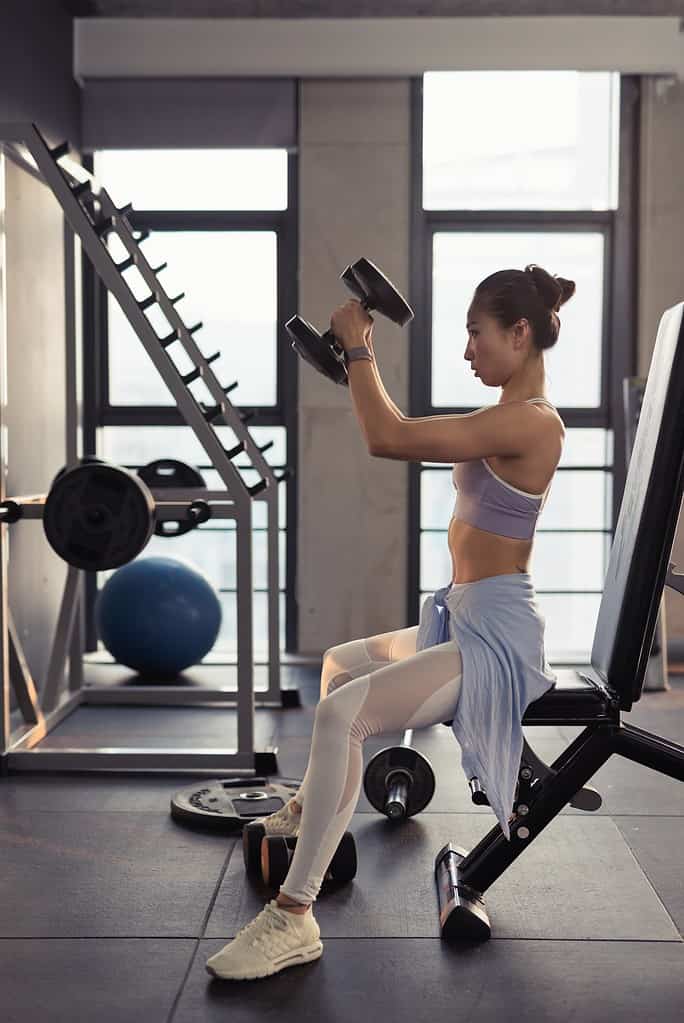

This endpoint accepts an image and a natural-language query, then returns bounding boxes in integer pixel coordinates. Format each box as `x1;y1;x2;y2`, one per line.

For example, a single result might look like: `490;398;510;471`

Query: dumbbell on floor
285;257;414;387
243;821;357;888
363;729;436;821
260;832;357;890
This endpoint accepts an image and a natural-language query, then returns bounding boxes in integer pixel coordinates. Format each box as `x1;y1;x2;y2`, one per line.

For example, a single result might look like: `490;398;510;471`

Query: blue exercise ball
95;556;222;679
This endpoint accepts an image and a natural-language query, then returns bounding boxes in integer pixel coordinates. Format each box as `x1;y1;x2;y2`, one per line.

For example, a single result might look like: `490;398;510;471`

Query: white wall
4;159;70;698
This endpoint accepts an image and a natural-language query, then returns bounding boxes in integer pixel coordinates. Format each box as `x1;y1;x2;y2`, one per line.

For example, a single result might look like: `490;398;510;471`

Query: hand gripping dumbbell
243;823;358;889
363;729;436;821
285;256;414;386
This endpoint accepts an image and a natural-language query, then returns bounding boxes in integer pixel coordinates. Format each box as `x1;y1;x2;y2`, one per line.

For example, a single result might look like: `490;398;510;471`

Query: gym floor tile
82;660;315;695
0;939;194;1023
10;704;277;748
2;674;682;1021
0;811;229;938
206;812;679;941
177;940;684;1022
613;817;684;934
0;771;243;814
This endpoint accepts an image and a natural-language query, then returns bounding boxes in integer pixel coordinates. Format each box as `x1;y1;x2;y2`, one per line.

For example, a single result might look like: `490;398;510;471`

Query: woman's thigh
319;638;464;740
321;625;420;699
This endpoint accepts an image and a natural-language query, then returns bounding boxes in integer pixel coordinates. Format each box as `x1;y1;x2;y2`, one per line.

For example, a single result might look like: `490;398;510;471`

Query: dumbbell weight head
285;314;349;386
341;257;414;327
260;832;357;889
286;257;414;387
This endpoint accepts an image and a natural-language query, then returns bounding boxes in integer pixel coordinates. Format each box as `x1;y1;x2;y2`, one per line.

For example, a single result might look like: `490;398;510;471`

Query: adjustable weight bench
436;300;684;941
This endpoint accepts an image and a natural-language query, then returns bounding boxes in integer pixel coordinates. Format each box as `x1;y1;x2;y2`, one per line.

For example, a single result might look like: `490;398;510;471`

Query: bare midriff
448;516;534;584
448;404;565;585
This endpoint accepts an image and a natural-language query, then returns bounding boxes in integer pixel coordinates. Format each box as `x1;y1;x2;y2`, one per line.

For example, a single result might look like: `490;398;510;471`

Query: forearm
346;348;401;453
366;338;406;421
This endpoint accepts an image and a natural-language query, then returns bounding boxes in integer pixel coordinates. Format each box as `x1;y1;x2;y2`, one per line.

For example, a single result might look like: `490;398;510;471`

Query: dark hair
471;264;576;352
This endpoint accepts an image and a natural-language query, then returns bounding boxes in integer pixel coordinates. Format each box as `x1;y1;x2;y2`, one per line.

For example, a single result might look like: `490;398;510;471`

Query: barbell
0;458;213;571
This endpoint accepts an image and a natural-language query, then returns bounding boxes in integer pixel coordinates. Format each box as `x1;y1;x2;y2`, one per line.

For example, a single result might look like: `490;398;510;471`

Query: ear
512;318;531;348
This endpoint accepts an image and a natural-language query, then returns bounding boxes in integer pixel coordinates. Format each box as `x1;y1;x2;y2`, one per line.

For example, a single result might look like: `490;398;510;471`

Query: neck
500;356;546;404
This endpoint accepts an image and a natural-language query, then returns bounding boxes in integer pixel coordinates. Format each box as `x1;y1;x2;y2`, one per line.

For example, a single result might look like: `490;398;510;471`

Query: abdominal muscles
448;516;533;584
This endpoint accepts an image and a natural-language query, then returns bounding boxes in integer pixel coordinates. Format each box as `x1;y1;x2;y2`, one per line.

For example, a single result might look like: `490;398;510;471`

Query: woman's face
463;305;527;387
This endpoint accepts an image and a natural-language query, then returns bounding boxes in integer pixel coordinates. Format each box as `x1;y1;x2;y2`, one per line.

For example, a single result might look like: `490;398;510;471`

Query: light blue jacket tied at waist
416;573;557;841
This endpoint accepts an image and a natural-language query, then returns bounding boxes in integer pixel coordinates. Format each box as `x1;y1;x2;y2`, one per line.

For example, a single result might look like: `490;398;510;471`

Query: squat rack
0;122;298;777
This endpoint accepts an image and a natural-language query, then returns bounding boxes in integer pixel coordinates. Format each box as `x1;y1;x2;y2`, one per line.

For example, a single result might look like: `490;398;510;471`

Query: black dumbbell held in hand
285;257;414;387
363;729;436;820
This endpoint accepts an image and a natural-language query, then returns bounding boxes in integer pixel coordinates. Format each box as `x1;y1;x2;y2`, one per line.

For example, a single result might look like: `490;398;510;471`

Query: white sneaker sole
206;940;323;981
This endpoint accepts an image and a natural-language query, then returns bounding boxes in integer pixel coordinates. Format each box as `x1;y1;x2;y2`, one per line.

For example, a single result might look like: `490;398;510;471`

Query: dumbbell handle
321;294;377;354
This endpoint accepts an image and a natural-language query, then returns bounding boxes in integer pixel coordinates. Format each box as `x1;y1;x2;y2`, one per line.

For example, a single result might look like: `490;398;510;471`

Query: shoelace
264;804;291;826
236;903;290;950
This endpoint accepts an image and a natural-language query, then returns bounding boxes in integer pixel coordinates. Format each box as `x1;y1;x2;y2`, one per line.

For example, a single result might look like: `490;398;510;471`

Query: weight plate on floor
43;462;155;571
170;776;303;832
137;459;206;537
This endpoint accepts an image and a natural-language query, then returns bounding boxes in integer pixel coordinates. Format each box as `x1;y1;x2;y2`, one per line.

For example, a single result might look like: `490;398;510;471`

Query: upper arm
372;404;555;462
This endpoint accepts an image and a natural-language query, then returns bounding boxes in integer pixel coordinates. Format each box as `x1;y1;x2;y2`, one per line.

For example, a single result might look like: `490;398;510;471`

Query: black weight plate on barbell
50;456;113;490
363;745;436;818
43;462;155;571
170;776;303;833
137;459;206;538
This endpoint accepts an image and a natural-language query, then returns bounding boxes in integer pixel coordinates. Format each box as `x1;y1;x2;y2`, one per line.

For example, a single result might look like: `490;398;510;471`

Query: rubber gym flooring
1;661;683;1022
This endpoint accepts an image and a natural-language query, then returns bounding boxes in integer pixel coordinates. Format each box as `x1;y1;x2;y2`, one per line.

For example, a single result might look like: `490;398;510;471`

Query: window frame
407;74;640;649
81;149;300;652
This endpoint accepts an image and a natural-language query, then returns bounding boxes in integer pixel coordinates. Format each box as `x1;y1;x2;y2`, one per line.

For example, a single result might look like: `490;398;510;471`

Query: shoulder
380;401;561;464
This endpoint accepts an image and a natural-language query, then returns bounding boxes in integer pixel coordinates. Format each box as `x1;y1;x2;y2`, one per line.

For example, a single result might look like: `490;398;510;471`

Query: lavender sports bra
451;398;560;541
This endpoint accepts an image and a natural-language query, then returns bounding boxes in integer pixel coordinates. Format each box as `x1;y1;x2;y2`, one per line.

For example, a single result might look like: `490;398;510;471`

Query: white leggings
279;625;463;905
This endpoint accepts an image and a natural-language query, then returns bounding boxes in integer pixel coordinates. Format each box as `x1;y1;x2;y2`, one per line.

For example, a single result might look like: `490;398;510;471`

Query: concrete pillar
298;80;411;653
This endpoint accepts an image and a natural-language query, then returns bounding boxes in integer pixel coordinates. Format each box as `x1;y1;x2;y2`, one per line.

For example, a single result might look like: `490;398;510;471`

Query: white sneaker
252;798;303;838
206;899;323;981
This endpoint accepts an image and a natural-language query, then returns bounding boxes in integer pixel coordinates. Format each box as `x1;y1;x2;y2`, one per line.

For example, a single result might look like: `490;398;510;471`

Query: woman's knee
321;647;347;700
314;678;368;731
320;640;369;700
321;627;416;700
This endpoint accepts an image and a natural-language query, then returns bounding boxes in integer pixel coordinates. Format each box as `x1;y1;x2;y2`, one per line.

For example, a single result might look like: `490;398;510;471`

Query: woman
206;263;574;982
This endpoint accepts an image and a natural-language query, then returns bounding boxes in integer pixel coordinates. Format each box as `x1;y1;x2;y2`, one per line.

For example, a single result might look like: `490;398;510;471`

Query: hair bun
525;264;576;313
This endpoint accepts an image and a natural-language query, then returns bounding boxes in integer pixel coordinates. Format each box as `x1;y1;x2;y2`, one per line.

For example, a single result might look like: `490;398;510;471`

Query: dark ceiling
60;1;684;18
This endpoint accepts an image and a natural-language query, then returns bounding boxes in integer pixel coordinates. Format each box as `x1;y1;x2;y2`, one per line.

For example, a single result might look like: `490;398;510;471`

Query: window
94;149;288;211
414;71;633;664
423;71;619;211
432;229;605;409
106;230;278;407
85;149;296;657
